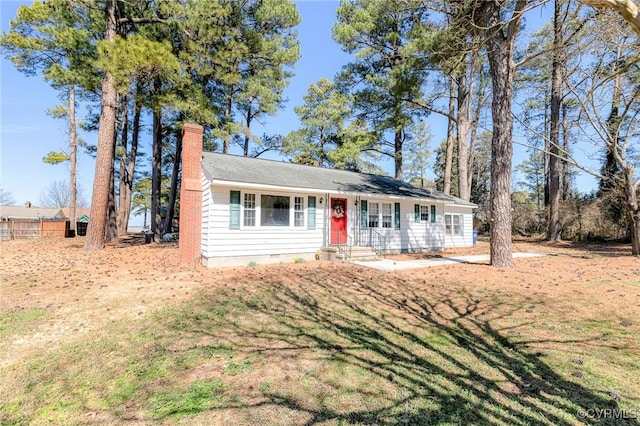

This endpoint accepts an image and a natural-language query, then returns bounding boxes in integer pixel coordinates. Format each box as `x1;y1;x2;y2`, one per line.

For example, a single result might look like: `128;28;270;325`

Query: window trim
368;202;380;228
445;214;463;236
381;202;393;228
294;196;305;227
420;205;429;222
365;200;400;230
260;194;291;227
243;193;256;227
237;191;313;230
415;204;431;223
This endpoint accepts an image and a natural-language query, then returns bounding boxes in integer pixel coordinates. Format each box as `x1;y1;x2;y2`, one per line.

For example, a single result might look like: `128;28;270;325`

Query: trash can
76;221;88;236
472;230;478;246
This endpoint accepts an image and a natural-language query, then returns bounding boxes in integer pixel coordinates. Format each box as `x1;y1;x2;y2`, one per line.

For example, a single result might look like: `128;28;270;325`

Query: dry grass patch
0;237;639;425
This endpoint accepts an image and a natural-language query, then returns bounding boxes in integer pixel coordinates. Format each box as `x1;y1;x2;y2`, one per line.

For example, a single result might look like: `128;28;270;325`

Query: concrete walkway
351;252;547;271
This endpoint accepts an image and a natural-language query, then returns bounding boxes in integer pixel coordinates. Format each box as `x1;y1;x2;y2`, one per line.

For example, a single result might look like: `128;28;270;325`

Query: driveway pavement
351;252;548;271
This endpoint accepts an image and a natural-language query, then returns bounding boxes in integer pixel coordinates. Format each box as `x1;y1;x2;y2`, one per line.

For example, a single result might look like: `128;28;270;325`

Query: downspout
355;196;361;245
323;193;330;246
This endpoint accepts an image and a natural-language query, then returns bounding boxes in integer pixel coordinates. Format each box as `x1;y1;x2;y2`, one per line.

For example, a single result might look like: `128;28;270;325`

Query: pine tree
333;0;431;179
1;0;98;236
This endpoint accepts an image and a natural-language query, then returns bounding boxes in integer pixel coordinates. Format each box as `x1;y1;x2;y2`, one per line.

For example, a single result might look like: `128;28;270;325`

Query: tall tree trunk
623;166;640;255
444;74;456;195
544;87;550;207
467;59;487;195
548;0;563;241
143;207;148;229
223;87;232;154
68;84;77;235
394;127;403;180
106;159;118;242
117;95;141;235
561;100;570;199
84;0;117;250
123;98;142;229
457;71;471;201
394;102;404;180
603;47;623;191
162;129;182;235
117;94;129;236
151;108;162;242
107;103;120;243
480;0;526;267
243;104;252;157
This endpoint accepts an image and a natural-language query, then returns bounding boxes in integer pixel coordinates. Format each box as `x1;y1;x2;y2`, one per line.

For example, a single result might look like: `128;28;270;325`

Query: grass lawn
1;238;639;425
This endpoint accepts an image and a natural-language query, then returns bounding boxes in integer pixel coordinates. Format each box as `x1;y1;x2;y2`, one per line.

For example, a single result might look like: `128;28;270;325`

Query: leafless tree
0;188;16;205
579;0;640;34
569;11;640;254
39;180;87;209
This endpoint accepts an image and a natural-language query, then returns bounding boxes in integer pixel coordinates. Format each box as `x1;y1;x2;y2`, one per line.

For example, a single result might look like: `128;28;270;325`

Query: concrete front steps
344;246;379;261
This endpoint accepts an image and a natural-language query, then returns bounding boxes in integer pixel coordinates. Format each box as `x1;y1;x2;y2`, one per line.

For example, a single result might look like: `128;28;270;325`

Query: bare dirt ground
1;234;637;370
2;235;640;424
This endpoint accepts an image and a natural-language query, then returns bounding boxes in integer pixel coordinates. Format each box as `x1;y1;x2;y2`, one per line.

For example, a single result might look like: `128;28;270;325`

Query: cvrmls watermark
578;408;638;420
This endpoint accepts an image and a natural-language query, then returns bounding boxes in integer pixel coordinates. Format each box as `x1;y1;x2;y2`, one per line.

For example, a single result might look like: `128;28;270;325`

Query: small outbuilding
0;204;68;240
0;205;66;221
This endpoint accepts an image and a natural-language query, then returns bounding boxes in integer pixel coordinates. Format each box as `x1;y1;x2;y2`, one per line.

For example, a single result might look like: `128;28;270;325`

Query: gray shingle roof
0;206;66;220
202;153;476;207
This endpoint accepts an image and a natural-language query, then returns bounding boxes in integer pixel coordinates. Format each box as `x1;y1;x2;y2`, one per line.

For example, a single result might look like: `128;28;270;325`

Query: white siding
202;186;325;260
443;205;474;248
402;201;446;252
201;182;475;264
354;199;446;253
200;175;213;257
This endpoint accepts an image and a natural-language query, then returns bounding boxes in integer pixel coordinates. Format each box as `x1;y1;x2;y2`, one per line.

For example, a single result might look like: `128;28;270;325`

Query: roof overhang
208;177;476;208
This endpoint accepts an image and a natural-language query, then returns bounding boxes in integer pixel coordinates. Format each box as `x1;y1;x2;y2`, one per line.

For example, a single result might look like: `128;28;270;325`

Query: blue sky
0;0;354;213
1;0;598;217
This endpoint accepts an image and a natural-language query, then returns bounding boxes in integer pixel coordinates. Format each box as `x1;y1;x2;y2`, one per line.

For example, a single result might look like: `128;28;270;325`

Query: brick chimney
179;123;204;265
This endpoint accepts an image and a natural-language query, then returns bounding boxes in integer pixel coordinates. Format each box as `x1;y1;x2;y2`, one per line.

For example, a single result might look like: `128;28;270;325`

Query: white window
420;205;429;222
381;203;392;228
445;214;463;236
243;193;256;226
369;202;379;228
239;193;313;228
294;196;305;227
261;195;290;226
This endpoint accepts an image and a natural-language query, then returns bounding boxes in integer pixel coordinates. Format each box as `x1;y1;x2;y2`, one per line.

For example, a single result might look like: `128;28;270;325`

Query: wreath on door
332;202;345;219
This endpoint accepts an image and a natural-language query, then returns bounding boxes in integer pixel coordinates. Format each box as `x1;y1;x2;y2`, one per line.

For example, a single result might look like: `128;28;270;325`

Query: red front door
330;198;347;244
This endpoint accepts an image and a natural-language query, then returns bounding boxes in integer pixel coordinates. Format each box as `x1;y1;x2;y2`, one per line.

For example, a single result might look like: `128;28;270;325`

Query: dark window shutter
360;200;368;228
415;204;420;222
431;205;436;223
394;203;401;230
308;196;316;230
229;190;240;229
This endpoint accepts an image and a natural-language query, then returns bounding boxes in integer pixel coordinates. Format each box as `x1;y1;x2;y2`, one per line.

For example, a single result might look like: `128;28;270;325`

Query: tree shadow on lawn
180;266;639;425
513;237;633;259
560;241;634;258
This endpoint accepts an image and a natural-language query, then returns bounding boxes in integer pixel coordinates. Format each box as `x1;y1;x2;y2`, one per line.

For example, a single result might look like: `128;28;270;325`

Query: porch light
319;197;324;205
